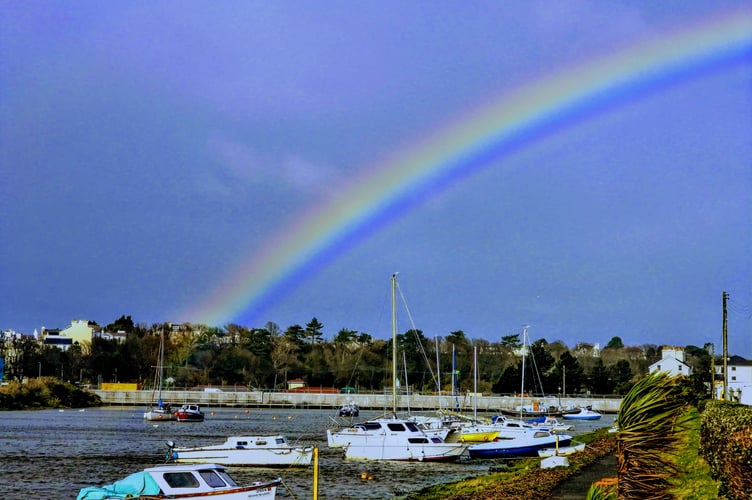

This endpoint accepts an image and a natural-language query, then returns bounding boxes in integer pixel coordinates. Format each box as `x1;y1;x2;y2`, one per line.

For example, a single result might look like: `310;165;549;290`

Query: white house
648;346;692;377
715;355;752;406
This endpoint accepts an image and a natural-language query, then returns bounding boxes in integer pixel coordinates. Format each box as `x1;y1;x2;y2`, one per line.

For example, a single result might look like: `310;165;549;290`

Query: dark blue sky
1;1;750;355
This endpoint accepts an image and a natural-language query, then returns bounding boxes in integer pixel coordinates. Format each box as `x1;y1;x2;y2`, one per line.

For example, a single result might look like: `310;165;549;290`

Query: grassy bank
671;408;719;498
405;430;617;500
0;377;102;410
406;408;721;500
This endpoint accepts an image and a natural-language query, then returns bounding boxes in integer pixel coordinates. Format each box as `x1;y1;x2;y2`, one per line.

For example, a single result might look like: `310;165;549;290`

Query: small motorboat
562;407;602;420
528;416;575;432
77;463;280;499
174;404;205;422
537;441;586;457
166;435;313;467
338;400;360;417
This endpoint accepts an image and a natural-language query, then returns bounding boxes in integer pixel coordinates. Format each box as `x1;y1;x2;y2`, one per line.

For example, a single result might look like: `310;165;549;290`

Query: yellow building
42;319;99;349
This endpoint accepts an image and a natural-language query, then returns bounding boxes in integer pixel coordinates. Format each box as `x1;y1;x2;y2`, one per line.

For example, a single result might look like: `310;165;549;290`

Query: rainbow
185;8;752;327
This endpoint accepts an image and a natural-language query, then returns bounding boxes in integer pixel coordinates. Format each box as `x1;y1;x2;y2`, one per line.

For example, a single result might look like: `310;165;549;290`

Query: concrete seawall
94;390;622;414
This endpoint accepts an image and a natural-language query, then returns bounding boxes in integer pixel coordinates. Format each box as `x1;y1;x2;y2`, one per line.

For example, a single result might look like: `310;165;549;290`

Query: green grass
670;408;719;499
405;408;722;500
404;430;618;500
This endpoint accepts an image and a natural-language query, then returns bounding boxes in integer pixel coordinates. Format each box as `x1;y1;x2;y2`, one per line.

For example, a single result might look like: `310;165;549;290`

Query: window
407;437;429;444
405;422;420;432
678;366;682;371
387;423;406;432
199;470;226;488
163;472;200;488
217;470;238;487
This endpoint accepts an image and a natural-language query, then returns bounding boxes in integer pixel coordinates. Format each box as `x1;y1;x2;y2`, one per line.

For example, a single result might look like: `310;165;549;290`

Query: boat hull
343;442;467;461
78;464;280;500
174;404;205;422
327;418;468;461
537;442;586;457
468;434;572;459
170;435;311;467
172;450;311;467
144;408;176;421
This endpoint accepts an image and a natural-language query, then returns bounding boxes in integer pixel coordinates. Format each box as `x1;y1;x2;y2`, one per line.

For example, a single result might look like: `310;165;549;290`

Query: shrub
0;377;102;410
699;401;752;499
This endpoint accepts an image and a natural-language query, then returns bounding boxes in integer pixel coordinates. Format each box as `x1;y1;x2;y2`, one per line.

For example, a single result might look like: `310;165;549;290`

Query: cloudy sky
2;1;750;355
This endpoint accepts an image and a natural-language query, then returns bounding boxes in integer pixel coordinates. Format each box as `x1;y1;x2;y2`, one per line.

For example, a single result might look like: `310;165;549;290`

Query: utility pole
709;343;715;399
722;291;729;401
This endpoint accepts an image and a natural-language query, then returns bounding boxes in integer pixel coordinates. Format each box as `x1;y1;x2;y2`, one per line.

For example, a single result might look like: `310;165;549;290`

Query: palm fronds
615;372;690;499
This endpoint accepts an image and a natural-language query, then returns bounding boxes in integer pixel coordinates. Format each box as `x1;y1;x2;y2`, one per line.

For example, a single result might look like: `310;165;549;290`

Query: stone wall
94;389;622;413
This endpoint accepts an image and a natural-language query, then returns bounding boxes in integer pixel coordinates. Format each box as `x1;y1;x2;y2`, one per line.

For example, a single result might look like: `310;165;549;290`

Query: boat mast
403;351;410;414
392;273;398;416
157;329;164;406
473;345;478;423
452;344;458;411
520;325;528;416
435;336;441;408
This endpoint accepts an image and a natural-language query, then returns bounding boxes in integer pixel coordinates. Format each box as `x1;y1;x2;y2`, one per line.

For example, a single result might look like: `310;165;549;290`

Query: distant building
41;319;100;350
94;330;128;343
287;378;306;390
715;355;752;406
648;346;692;377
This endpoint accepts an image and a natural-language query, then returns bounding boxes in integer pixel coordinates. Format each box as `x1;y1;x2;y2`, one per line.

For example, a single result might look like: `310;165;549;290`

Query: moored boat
77;463;280;499
327;416;468;461
467;429;573;459
325;274;468;462
562;406;602;420
174;404;205;422
144;330;176;422
527;416;575;432
457;429;499;443
338;400;360;417
537;441;586;457
144;403;175;422
166;435;313;467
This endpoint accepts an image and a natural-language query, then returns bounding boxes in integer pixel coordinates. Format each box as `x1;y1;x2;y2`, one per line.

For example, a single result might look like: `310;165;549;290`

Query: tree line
1;315;715;399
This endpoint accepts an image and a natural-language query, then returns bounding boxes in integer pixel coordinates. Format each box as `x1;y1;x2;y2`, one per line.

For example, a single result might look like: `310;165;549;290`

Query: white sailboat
326;274;468;461
144;330;175;421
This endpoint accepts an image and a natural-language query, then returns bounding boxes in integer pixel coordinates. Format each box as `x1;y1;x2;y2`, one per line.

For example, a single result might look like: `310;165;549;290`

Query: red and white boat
174;404;205;422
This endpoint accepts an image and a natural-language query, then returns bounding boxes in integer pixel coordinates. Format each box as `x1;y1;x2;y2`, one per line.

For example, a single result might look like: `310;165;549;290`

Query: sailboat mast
158;329;164;404
520;325;528;414
435;337;441;406
392;273;398;415
473;345;478;422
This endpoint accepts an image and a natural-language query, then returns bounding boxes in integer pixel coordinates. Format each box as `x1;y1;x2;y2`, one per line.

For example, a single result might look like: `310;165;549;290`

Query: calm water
0;407;615;499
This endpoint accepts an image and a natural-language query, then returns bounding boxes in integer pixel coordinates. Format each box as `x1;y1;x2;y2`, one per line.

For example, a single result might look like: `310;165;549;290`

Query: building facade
648;346;692;377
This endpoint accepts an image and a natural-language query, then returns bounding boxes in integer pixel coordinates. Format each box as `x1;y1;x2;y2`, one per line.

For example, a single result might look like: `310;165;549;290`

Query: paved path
550;454;618;499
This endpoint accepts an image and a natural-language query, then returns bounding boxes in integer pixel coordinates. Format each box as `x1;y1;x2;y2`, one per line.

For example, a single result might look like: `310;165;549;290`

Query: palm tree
615;371;690;499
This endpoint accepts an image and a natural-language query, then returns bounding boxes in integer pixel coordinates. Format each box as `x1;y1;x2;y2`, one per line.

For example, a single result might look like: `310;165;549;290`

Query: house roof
727;355;752;366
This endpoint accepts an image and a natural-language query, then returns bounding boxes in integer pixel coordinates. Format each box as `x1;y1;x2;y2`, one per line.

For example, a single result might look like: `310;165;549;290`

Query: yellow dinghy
459;430;499;443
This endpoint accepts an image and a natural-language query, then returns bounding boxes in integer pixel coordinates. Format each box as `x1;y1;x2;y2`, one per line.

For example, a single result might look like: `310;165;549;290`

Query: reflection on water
0;407;615;499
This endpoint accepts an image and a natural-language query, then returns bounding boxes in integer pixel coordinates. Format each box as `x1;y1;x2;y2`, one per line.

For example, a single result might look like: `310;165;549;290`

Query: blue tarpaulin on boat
77;471;161;499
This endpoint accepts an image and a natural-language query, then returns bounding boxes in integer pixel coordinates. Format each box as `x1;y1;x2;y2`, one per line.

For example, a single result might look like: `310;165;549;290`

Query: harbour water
0;407;615;499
